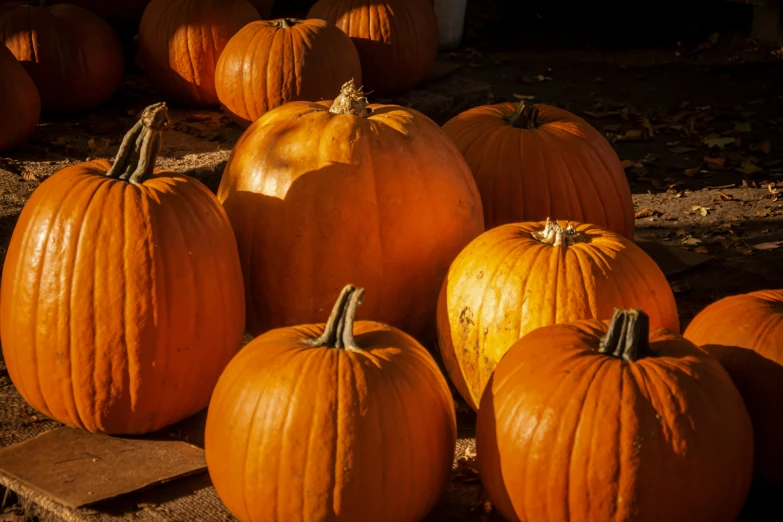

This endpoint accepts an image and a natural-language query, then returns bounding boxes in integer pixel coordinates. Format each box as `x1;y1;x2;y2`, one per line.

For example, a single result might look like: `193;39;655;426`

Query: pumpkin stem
106;102;169;185
505;100;539;129
598;308;657;362
304;285;365;352
275;18;297;28
330;79;371;117
531;218;586;247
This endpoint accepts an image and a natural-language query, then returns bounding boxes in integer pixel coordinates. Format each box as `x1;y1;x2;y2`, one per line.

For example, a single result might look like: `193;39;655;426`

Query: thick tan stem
304;285;365;351
505;101;539;129
598;308;656;361
531;218;586;247
275;18;297;29
329;79;370;117
106;102;169;185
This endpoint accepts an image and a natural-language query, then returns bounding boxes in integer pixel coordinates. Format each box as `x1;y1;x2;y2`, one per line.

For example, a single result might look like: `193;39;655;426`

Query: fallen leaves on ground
635;208;662;218
753;240;783;251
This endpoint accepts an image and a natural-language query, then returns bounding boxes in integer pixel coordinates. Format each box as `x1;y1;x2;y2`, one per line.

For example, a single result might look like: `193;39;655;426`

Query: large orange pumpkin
137;0;260;107
0;1;124;112
215;18;362;127
684;289;783;488
0;44;40;153
442;101;635;237
307;0;438;95
477;308;754;522
218;80;484;342
438;218;679;410
205;285;456;522
0;103;246;435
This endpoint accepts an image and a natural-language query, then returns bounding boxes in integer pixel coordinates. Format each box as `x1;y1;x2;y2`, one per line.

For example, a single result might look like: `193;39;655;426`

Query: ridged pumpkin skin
437;219;679;410
205;286;457;522
216;18;362;127
684;289;783;487
0;2;124;112
442;102;635;237
307;0;438;95
137;0;260;107
0;44;40;153
217;82;484;342
477;311;754;522
0;104;246;435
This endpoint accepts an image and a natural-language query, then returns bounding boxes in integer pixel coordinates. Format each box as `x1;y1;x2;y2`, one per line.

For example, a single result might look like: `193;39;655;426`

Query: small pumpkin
437;218;679;410
477;308;754;522
307;0;438;95
442;100;635;237
215;18;362;127
218;80;484;342
0;1;124;112
206;285;456;522
0;103;246;435
0;44;40;153
684;289;783;487
137;0;260;107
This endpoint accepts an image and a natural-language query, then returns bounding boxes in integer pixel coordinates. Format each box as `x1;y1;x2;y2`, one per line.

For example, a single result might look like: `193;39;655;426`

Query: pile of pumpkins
0;2;781;522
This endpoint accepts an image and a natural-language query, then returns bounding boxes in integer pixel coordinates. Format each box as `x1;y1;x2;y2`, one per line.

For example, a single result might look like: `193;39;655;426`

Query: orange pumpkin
206;285;457;522
137;0;260;107
684;289;783;487
0;1;124;112
307;0;438;95
477;308;754;522
0;103;246;435
438;218;679;410
442;101;635;237
218;80;484;342
215;18;362;127
0;44;40;153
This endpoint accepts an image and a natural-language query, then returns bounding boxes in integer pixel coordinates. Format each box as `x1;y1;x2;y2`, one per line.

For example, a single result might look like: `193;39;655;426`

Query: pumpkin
215;18;362;127
218;80;484;342
0;103;246;435
137;0;260;107
684;289;783;487
0;1;124;112
437;218;679;410
206;285;456;522
442;100;635;237
0;44;40;153
477;308;754;522
72;0;151;21
307;0;438;95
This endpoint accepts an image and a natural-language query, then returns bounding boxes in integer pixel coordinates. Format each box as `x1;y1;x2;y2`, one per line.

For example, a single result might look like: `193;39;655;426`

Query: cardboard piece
634;237;713;277
0;427;207;509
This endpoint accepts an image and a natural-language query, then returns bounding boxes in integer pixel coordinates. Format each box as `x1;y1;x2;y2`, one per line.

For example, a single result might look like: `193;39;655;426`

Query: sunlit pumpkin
442;100;635;237
477;308;753;522
137;0;260;107
215;17;362;127
438;218;679;410
218;80;484;342
0;44;39;153
685;289;783;487
0;1;124;112
206;285;456;522
0;103;246;435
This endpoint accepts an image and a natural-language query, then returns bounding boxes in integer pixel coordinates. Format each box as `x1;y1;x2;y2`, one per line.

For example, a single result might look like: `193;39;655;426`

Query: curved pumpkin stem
304;284;365;351
275;18;297;29
598;308;657;362
106;102;169;185
505;100;539;129
531;218;586;247
330;79;371;118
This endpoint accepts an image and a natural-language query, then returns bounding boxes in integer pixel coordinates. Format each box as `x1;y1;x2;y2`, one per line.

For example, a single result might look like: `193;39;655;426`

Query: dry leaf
703;136;736;149
769;183;780;195
703;156;726;167
681;236;703;246
718;193;736;201
737;160;763;175
733;122;752;133
620;159;636;169
693;246;710;254
20;170;38;181
691;205;711;216
684;165;703;177
753;241;783;251
634;208;662;218
669;146;696;154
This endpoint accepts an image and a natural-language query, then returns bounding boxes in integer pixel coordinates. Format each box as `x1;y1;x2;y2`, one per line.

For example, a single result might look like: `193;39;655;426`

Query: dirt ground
2;2;783;521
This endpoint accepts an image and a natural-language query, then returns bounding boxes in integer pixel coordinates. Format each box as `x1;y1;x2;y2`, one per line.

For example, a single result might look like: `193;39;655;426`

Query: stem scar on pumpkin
504;100;539;129
304;284;366;352
329;79;373;117
599;308;658;361
106;102;169;185
531;217;588;247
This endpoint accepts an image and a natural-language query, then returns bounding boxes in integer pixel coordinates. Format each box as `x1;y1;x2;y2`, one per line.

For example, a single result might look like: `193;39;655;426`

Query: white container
434;0;467;50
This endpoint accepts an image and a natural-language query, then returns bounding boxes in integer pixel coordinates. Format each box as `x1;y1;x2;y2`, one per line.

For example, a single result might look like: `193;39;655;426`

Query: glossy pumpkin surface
206;285;456;522
684;289;783;487
0;44;40;152
437;219;679;410
477;309;753;522
442;101;635;237
216;18;362;127
0;103;246;434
